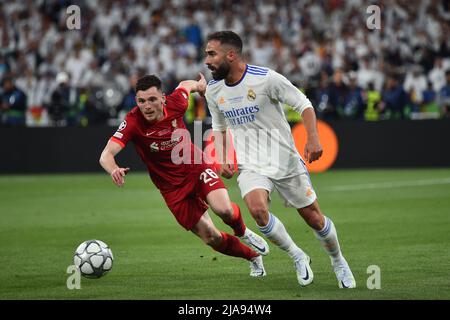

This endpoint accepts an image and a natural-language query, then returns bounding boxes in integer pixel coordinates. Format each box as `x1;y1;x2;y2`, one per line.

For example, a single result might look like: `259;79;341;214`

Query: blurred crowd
1;0;450;127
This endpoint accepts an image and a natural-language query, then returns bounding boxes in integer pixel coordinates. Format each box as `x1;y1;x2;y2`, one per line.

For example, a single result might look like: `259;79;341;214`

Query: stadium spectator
364;82;383;121
327;69;349;119
121;73;138;108
343;72;366;119
438;70;450;117
182;13;204;58
422;81;437;106
313;72;333;120
1;76;27;126
429;58;447;93
356;58;384;92
381;75;409;119
65;41;94;88
46;71;78;126
0;55;9;79
403;66;428;112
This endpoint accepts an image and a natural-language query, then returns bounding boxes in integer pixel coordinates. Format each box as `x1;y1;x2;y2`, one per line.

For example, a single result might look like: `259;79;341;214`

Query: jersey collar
225;64;248;87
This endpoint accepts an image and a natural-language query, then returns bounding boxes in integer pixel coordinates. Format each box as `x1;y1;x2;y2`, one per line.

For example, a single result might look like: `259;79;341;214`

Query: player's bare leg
244;189;313;286
297;200;356;288
206;188;244;236
206;188;269;256
191;211;266;277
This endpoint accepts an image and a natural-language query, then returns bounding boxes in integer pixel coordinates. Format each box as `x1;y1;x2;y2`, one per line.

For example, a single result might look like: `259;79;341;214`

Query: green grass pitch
1;169;449;300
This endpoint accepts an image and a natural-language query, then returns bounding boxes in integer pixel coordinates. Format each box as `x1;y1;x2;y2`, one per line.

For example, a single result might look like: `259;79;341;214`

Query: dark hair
1;76;13;87
135;74;162;92
207;31;243;54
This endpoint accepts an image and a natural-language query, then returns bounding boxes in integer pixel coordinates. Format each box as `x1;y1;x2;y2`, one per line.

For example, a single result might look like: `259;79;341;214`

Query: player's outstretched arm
99;140;130;187
213;130;235;179
301;108;323;163
177;73;207;96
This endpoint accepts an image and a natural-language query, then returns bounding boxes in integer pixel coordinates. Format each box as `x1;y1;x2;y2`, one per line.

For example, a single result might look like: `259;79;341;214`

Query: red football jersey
110;88;205;191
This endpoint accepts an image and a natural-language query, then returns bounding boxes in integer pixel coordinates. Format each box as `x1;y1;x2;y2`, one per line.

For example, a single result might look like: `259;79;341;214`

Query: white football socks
314;216;344;265
258;212;305;260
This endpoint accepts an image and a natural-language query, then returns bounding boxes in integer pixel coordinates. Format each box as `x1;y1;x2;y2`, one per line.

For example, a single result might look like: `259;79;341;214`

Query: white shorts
237;170;317;208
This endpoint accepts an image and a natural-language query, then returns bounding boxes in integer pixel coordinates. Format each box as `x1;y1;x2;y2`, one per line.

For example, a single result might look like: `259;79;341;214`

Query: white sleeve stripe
297;104;313;115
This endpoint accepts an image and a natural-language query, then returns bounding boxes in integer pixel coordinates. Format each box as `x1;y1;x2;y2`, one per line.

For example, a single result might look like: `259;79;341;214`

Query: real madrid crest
247;89;256;101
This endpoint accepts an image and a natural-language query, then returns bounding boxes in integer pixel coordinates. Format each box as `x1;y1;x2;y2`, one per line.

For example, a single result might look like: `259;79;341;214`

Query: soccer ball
73;239;114;278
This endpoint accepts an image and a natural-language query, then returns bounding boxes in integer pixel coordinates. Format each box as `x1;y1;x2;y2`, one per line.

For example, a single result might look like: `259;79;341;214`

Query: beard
211;61;230;81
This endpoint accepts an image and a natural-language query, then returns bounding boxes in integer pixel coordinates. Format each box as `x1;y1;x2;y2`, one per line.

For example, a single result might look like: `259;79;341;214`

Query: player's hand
219;164;235;179
197;73;206;96
111;167;130;187
304;137;323;163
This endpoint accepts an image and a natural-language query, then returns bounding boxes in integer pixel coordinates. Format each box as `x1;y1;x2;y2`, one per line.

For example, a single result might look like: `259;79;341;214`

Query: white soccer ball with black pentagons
73;240;113;278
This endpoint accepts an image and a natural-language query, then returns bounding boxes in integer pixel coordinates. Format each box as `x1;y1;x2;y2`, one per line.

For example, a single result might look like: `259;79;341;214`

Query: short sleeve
110;115;134;148
267;70;313;114
205;91;227;131
166;87;190;115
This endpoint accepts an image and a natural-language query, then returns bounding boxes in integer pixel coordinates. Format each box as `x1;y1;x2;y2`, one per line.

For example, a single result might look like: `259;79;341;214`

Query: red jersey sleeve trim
175;86;190;98
110;137;125;148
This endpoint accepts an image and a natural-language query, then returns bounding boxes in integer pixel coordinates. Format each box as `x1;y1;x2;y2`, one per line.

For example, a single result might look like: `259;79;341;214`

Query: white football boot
294;255;314;286
249;255;267;277
333;258;356;288
240;228;269;256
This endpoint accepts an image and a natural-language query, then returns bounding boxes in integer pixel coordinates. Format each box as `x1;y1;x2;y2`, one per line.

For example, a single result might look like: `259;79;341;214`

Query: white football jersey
205;64;313;179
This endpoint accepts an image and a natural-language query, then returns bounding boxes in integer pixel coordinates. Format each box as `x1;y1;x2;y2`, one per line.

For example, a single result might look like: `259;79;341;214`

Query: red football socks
213;232;258;260
221;202;246;237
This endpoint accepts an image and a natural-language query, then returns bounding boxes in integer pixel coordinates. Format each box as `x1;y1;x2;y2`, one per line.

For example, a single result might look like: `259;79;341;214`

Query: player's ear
226;49;235;62
162;93;166;104
227;49;239;63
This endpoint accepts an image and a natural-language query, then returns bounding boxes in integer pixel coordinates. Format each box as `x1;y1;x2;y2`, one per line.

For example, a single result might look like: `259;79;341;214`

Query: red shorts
161;165;226;230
